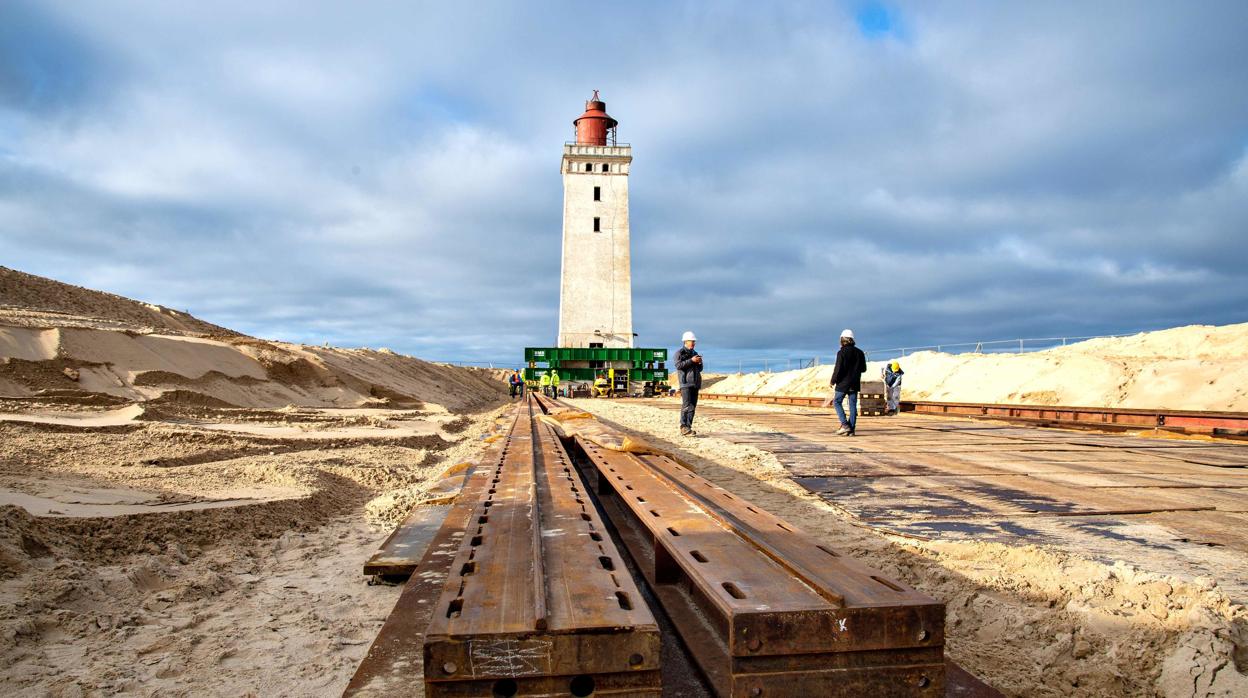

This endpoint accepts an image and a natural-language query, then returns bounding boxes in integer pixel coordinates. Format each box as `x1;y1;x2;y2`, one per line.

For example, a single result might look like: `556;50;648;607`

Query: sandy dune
0;268;512;696
708;322;1248;411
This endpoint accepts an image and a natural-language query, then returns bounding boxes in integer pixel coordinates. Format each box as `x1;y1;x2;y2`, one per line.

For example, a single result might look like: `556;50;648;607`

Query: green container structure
523;347;668;384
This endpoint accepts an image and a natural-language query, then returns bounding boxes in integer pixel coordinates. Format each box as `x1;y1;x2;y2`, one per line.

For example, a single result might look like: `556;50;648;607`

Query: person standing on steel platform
830;329;867;436
675;331;703;436
883;360;904;415
538;370;552;398
509;370;522;399
550;369;561;398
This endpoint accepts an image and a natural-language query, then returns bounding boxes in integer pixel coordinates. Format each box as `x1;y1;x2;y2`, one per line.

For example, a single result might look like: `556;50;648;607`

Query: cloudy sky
2;1;1246;369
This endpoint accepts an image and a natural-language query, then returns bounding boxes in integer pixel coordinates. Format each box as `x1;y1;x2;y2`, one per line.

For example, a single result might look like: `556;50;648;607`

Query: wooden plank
362;504;453;577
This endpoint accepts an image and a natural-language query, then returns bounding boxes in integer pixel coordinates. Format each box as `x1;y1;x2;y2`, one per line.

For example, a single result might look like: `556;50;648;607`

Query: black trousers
680;387;699;429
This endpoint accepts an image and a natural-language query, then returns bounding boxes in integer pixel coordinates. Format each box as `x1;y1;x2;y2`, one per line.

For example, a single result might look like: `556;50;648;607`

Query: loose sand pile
0;266;239;337
0;268;512;695
569;398;1248;697
0;267;506;413
706;323;1248;411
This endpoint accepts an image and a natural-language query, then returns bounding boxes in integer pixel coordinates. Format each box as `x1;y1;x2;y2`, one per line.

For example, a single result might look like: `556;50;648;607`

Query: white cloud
2;1;1245;361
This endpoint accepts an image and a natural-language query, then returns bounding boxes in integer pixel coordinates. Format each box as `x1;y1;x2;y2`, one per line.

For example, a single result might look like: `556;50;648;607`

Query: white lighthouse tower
557;92;634;348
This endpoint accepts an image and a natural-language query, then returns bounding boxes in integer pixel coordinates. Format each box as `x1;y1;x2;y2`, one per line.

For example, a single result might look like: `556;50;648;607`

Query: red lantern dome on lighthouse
573;90;618;146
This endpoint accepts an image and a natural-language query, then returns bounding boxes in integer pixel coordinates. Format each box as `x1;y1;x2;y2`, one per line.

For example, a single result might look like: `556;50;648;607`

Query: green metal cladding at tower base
523;347;668;383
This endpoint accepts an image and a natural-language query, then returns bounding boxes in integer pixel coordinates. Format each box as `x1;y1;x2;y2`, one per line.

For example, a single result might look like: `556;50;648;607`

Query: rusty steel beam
568;434;945;697
346;434;503;696
421;395;661;697
699;393;1248;436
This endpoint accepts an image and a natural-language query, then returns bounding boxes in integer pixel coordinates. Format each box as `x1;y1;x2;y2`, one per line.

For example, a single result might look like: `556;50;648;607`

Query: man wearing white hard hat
829;329;867;436
674;331;703;436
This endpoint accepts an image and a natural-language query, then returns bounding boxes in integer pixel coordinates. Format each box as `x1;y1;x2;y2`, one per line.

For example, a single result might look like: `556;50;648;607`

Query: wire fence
719;332;1136;374
435;331;1138;375
432;360;514;369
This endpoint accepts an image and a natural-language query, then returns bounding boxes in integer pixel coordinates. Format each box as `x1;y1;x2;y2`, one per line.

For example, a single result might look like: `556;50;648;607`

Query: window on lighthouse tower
593;186;601;201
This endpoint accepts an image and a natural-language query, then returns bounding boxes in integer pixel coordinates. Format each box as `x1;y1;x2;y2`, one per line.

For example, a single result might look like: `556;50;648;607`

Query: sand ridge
707;322;1248;412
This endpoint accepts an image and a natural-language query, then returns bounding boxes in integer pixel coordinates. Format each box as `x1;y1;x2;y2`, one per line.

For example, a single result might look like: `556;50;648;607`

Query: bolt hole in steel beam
666;527;681;537
598;555;615;571
589;531;603;541
815;544;840;558
570;675;596;697
445;598;463;618
722;582;747;599
491;678;519;697
690;550;708;563
616;591;633;610
459;562;476;576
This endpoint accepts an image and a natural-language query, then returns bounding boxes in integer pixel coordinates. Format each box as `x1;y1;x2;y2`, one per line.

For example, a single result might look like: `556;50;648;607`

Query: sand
0;268;514;695
567;398;1248;697
706;323;1248;411
5;266;1246;696
0;397;511;696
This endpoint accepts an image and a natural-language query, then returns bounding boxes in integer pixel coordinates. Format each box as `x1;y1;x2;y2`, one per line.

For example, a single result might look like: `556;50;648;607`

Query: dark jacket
830;343;867;392
675;346;703;389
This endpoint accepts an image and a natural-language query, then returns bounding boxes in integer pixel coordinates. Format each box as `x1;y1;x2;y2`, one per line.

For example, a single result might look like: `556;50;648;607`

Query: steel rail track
347;395;662;697
699;393;1248;436
350;393;1001;697
533;394;949;697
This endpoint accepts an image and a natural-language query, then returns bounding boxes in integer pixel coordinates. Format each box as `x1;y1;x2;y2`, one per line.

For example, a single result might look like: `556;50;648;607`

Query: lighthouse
557;92;634;348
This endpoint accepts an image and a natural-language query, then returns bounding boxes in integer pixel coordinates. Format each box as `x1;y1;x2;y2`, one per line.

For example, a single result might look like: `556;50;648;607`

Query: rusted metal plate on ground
572;435;945;697
1131;447;1248;468
422;397;661;696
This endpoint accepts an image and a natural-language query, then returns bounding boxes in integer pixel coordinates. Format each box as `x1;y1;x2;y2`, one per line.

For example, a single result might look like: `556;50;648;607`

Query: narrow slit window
602;163;609;173
585;162;592;172
593;217;601;232
593;186;601;201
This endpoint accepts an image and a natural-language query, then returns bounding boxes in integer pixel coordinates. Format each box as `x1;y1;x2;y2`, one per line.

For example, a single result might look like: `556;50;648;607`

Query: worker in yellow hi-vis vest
538;371;551;397
549;370;561;398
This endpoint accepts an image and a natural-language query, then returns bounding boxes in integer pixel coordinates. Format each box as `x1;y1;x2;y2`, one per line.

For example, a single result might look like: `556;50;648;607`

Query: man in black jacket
675;331;703;436
829;329;867;436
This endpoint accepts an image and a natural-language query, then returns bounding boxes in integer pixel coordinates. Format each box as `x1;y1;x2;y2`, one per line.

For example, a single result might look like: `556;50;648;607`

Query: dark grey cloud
1;1;1245;369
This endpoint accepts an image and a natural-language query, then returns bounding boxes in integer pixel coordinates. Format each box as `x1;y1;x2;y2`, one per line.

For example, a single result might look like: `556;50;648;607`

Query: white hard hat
840;329;855;340
681;331;697;342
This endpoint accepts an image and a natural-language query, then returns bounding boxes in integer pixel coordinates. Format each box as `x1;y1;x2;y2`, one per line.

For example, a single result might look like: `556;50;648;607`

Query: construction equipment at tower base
525;347;668;397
